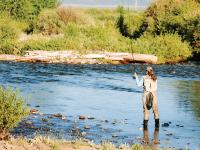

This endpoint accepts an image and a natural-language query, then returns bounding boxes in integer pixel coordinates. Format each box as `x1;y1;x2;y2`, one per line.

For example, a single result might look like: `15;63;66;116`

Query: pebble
84;125;90;129
30;109;39;114
53;113;62;118
112;134;118;138
166;133;173;136
87;116;95;119
48;115;54;118
79;115;86;120
25;121;33;126
105;120;109;123
162;123;170;127
41;118;48;122
61;116;67;120
81;132;87;137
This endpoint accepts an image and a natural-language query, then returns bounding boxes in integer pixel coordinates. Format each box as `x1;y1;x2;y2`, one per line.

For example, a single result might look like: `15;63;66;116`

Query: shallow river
0;61;200;149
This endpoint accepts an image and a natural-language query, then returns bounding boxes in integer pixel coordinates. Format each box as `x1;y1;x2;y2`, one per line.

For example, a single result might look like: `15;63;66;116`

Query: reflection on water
176;80;200;120
0;61;200;149
143;128;159;149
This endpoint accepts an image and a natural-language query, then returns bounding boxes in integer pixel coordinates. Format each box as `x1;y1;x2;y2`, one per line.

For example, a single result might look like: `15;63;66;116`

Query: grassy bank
0;136;152;150
0;0;199;63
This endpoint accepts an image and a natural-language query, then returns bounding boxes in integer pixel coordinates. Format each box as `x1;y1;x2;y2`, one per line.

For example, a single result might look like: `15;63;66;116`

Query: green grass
0;6;194;63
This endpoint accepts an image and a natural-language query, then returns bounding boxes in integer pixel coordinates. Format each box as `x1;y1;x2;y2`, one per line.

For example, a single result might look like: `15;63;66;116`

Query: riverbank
0;50;158;64
0;137;147;150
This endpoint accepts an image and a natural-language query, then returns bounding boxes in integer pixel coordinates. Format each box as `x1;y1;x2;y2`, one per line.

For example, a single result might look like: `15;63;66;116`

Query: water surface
0;62;200;149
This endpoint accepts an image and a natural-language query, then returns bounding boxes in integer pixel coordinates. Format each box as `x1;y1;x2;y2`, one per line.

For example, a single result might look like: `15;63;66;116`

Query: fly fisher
133;66;159;130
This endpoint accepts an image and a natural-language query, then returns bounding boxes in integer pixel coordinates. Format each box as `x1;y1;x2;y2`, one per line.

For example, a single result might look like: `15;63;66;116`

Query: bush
131;34;191;63
0;0;59;21
0;17;23;54
35;9;65;35
0;86;29;140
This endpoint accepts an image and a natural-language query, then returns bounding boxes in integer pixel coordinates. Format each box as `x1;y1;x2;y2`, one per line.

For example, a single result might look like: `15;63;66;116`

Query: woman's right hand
132;72;137;79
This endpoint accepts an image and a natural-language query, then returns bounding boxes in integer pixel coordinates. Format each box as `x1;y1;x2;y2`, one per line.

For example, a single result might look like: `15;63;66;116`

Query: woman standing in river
133;66;159;130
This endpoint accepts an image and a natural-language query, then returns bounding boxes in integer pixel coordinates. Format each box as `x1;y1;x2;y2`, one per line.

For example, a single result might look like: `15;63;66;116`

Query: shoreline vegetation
0;136;150;150
0;0;199;149
0;0;199;64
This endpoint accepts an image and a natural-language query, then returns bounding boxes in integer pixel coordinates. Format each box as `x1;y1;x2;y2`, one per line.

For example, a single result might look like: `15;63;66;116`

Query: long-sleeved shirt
135;74;157;92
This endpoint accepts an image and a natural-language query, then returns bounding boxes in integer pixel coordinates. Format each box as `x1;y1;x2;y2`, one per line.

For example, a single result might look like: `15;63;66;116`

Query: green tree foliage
0;0;60;21
0;86;29;140
132;34;191;63
0;17;22;54
116;0;200;60
116;14;130;37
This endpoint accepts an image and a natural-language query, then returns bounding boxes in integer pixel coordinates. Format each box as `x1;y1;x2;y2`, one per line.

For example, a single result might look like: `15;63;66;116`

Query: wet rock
53;113;62;118
112;134;118;138
61;116;67;121
35;105;40;108
180;125;184;127
30;108;39;114
84;125;90;129
166;133;173;136
48;115;54;118
168;121;172;124
81;132;87;137
41;127;50;132
87;116;95;119
162;123;169;127
41;118;48;122
47;123;54;126
105;120;109;123
25;121;33;126
79;115;86;120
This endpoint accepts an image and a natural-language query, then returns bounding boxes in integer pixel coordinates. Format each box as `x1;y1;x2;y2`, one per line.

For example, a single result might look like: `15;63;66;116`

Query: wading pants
143;91;159;120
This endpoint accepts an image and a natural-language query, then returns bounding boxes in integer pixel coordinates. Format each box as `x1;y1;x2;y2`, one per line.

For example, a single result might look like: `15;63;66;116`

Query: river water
0;62;200;149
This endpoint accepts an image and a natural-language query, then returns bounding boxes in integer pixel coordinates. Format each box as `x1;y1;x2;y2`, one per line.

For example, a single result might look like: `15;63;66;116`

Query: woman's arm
133;72;144;87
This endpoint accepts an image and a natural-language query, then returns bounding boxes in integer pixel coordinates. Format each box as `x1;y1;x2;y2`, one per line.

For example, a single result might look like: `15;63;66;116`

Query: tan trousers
143;91;159;120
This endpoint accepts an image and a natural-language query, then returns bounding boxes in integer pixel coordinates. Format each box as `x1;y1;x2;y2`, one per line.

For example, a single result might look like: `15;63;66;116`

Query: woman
133;66;159;129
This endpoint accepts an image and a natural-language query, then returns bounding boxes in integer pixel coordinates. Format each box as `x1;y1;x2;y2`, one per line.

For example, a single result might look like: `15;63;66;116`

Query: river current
0;61;200;149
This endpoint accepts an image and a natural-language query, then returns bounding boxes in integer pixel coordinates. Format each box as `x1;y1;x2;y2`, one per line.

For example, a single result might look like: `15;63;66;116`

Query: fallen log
0;51;158;64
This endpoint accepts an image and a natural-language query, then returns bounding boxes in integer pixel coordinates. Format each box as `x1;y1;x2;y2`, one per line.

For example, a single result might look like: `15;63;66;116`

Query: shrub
0;86;29;140
0;17;23;54
35;9;65;35
0;0;59;21
131;34;191;63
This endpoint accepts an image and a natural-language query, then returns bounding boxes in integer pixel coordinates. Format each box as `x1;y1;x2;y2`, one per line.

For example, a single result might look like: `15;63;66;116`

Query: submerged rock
25;121;33;126
81;132;87;137
53;113;62;118
87;116;95;120
30;109;39;114
162;123;170;127
79;115;86;120
84;125;90;129
112;134;118;138
41;118;48;122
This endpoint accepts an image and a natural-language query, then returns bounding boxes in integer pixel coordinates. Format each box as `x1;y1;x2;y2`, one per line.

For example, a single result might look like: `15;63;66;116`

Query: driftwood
0;51;158;64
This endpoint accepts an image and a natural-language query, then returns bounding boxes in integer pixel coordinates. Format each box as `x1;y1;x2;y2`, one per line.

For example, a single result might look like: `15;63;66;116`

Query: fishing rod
127;0;136;75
